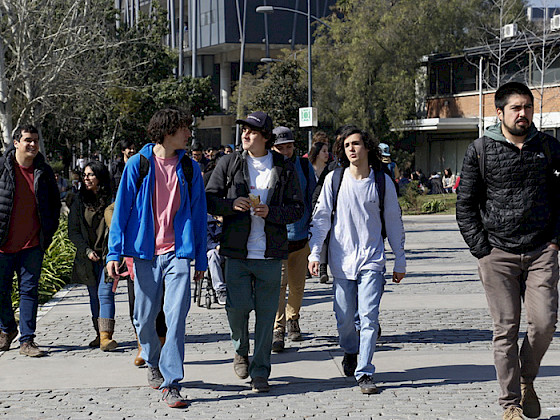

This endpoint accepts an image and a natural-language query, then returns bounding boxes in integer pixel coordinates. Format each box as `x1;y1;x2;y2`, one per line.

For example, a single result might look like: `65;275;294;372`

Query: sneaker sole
165;400;188;408
252;386;270;393
360;387;379;394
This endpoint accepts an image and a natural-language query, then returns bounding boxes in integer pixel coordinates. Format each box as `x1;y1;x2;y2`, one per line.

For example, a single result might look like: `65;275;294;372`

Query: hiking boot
98;318;118;351
134;336;145;367
251;376;270;393
216;289;227;305
503;406;524;420
0;330;18;351
19;340;45;357
272;329;285;353
147;366;164;389
233;354;249;379
287;319;302;341
357;375;379;394
521;383;540;418
342;353;358;377
161;387;188;408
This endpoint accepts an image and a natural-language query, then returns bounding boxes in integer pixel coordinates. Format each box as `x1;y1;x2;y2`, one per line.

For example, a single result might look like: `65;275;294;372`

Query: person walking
308;126;406;394
205;111;304;393
68;161;117;351
457;82;560;420
270;126;316;352
0;125;61;357
106;107;207;409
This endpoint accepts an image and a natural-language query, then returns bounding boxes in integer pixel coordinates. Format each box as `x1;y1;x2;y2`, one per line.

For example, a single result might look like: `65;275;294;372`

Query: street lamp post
256;4;330;152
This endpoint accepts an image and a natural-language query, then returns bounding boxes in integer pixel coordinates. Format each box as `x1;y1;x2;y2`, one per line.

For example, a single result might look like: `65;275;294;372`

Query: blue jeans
133;253;191;389
333;270;386;379
85;264;115;319
0;247;44;342
225;258;282;379
207;249;225;292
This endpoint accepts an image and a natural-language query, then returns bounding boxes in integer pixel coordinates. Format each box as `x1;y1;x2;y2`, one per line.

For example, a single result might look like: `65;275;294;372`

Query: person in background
206;214;226;305
309;141;330;182
379;143;400;182
68;161;117;352
191;143;208;174
0;125;61;357
271;126;317;353
442;168;456;194
110;139;136;198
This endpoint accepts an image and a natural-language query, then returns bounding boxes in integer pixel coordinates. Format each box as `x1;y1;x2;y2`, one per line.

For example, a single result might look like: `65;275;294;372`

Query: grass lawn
400;193;457;215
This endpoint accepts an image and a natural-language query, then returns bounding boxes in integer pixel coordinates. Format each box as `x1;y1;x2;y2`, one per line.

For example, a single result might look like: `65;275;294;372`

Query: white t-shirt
246;152;273;259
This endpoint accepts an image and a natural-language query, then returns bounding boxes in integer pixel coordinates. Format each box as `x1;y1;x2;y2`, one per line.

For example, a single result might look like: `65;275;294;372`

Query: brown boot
134;336;145;366
98;318;118;351
159;336;166;347
89;317;100;347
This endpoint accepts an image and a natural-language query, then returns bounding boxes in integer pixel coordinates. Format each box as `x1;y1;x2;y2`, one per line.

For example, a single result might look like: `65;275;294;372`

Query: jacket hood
484;122;539;143
139;143;187;160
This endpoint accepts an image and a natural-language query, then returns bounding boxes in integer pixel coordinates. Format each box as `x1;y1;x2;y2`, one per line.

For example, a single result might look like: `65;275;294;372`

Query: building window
532;53;560;85
429;62;452;96
453;60;477;93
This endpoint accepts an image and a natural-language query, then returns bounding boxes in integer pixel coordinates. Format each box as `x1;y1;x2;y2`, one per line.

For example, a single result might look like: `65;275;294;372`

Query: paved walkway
0;215;559;419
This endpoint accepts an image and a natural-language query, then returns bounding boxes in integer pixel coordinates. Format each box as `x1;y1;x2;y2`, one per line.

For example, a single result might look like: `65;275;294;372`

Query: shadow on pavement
381;328;493;344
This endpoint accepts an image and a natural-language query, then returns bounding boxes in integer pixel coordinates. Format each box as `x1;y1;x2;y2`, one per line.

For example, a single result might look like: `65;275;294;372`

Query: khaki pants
478;245;559;408
274;242;310;331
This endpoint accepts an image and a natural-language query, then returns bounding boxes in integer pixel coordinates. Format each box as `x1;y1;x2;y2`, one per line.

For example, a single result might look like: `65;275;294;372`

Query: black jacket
0;146;61;251
456;124;560;258
205;150;304;260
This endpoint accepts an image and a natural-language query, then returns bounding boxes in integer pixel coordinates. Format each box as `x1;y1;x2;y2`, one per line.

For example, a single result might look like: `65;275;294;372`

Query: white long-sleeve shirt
308;168;406;279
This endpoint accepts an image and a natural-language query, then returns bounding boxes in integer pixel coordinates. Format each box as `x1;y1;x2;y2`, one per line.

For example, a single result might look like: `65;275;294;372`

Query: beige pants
274;242;310;331
478;245;559;408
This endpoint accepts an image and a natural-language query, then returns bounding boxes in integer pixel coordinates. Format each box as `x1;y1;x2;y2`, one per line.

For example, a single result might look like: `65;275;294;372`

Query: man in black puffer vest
0;125;60;357
457;82;560;420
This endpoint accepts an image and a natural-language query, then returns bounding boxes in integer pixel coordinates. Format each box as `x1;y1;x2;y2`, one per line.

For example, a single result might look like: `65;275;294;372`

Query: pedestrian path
0;215;559;419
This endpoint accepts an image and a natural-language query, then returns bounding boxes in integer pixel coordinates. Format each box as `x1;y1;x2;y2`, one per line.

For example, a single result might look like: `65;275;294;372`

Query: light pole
256;4;330;152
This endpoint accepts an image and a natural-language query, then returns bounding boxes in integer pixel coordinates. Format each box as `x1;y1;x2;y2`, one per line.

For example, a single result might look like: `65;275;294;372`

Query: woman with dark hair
309;141;330;181
442;168;456;194
68;161;118;351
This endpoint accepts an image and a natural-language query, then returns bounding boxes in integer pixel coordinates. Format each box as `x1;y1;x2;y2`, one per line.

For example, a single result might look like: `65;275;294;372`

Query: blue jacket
107;144;208;272
287;156;317;242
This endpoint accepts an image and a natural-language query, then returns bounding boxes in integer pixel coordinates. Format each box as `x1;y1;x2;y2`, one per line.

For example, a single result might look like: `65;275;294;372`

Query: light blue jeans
86;263;115;319
133;253;191;389
333;270;386;380
207;248;226;292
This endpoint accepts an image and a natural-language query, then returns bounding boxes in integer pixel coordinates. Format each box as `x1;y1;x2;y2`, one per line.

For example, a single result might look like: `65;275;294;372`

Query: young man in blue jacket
106;107;207;409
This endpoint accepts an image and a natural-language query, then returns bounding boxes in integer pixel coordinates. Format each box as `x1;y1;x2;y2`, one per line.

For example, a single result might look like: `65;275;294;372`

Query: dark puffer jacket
205;150;304;260
0;146;61;251
456;123;560;258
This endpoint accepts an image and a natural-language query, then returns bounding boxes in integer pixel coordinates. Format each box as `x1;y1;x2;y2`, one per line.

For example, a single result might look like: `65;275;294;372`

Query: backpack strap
180;155;193;200
330;167;345;225
374;169;387;239
300;157;310;185
473;137;486;180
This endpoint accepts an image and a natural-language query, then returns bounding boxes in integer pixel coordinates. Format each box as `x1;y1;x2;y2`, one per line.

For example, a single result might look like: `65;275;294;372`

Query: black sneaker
19;340;45;357
272;329;285;353
251;376;270;393
342;353;358;377
358;375;379;394
0;330;18;351
147;366;164;389
161;387;188;408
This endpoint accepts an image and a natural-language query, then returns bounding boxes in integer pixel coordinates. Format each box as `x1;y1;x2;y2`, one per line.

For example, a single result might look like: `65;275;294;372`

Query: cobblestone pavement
0;215;559;419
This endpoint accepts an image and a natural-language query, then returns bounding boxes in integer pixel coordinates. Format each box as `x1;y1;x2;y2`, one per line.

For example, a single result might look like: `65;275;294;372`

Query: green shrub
11;218;76;308
50;160;65;174
421;199;447;214
399;180;422;211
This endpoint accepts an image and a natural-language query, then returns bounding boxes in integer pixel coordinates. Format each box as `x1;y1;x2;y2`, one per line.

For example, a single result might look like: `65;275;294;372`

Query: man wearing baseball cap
271;126;316;352
205;112;304;392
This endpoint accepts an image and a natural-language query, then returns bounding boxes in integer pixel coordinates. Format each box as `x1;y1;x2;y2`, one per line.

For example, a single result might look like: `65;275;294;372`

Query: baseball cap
273;126;295;145
236;111;273;133
379;143;390;157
